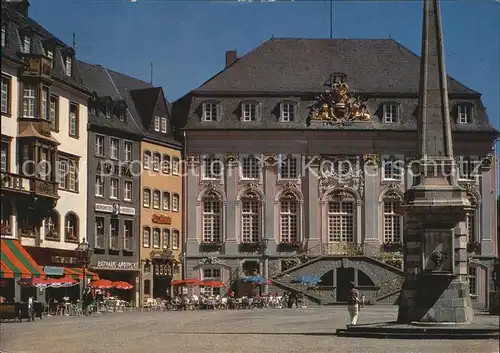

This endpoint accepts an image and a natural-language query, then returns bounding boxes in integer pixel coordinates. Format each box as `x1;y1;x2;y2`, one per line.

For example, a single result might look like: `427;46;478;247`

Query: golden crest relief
309;73;371;125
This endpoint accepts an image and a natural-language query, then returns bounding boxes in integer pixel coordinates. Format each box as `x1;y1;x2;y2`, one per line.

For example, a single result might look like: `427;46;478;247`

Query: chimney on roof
6;0;30;17
225;50;238;69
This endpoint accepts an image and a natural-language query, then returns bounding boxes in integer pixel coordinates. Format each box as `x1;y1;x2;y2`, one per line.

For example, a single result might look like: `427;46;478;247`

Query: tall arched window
241;190;260;243
327;194;354;243
279;191;298;243
143;227;151;248
202;191;222;243
383;200;402;243
64;212;79;243
44;210;60;240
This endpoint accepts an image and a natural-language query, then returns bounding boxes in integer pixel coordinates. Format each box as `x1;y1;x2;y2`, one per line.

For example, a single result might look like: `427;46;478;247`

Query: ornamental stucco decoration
263;154;278;167
241;182;262;200
318;156;364;196
202;182;223;201
308;73;371;126
363;154;380;168
224;153;238;166
479;154;493;170
198;257;227;266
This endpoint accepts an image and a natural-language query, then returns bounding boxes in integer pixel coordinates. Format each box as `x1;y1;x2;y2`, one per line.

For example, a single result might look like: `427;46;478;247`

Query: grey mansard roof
194;38;478;95
1;2;88;94
173;38;497;134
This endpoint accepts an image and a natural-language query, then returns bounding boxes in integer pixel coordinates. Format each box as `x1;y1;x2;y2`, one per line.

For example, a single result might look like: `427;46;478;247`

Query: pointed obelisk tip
417;0;454;160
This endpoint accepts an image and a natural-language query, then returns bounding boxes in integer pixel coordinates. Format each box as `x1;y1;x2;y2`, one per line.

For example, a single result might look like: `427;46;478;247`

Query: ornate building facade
1;0;89;281
173;39;498;305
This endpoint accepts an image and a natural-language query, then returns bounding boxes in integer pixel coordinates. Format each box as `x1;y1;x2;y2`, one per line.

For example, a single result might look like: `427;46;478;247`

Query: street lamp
75;238;92;300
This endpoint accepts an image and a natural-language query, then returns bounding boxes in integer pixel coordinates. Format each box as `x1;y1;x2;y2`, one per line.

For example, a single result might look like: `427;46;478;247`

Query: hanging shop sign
95;203;136;216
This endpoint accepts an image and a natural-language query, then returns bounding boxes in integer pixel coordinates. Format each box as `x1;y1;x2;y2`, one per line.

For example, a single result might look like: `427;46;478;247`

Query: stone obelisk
397;0;474;324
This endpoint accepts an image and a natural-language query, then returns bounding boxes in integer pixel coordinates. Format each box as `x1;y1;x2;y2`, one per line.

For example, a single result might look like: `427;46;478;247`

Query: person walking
347;281;360;326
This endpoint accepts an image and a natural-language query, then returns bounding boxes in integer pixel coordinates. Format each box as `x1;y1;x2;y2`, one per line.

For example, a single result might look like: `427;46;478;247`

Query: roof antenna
150;62;153;85
389;32;392;39
72;32;76;50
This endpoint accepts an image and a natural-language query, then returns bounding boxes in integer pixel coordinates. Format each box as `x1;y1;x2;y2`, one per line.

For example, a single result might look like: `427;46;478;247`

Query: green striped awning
0;238;45;278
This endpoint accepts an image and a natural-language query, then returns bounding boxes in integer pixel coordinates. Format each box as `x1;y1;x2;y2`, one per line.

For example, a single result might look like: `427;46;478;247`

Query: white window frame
162;154;171;174
382;104;399;123
241;199;260;243
172;230;179;250
280;199;298;243
49;95;58;130
22;35;31;53
162;192;170;210
277;154;299;180
457;104;472;124
123;220;133;251
68;160;77;192
327;200;355;243
1;75;10;114
41;87;49;121
154;116;160;131
69;103;78;137
382;154;404;181
95;217;105;249
172;157;179;175
143;188;151;208
58;158;68;189
95;175;104;197
153;190;161;209
110;178;119;199
22;84;36;118
202;155;223;180
240;154;261;180
242;102;258;122
105;105;112;119
1;24;5;47
172;194;179;212
143;227;151;248
152;228;161;249
65;56;72;76
383;200;402;243
280;102;295;122
124;141;133;162
162;229;170;249
95;135;104;157
143;151;151;170
110;138;119;160
124;180;132;201
202;102;218;122
109;218;119;249
153;153;161;172
202;199;222;243
161;117;167;133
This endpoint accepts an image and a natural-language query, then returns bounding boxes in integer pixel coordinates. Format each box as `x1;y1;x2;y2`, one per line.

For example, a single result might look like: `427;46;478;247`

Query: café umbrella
88;279;113;289
111;281;133;290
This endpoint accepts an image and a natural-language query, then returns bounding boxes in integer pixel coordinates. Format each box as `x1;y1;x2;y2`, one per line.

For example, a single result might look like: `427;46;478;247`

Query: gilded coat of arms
309;73;371;126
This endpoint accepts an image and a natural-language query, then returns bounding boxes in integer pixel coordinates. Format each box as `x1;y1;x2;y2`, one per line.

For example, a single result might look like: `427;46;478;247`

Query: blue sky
30;0;499;131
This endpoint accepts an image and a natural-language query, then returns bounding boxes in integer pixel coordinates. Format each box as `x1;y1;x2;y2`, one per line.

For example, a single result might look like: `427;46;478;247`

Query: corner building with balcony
78;62;145;304
172;39;499;306
1;0;90;300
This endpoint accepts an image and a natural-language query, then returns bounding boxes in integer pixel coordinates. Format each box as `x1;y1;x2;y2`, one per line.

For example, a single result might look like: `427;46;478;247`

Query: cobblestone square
1;307;498;353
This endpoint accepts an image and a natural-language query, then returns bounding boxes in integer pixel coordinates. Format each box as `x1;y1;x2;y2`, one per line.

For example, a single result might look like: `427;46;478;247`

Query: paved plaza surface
1;306;498;353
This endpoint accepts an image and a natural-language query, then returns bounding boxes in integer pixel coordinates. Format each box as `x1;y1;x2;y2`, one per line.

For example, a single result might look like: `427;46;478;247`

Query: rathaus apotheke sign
95;260;139;271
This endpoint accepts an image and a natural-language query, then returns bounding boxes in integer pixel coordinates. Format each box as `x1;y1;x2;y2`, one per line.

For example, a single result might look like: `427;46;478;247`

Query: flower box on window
277;241;303;252
0;221;12;235
239;241;262;252
65;232;78;243
381;242;403;253
200;240;223;251
20;227;36;238
45;230;60;241
467;241;481;254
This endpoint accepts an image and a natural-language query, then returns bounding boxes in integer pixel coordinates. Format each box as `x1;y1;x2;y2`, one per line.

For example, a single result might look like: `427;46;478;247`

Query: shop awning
0;239;45;278
63;267;99;280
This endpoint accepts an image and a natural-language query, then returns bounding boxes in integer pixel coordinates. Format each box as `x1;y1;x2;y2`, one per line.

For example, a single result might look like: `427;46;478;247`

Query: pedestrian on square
347;282;360;326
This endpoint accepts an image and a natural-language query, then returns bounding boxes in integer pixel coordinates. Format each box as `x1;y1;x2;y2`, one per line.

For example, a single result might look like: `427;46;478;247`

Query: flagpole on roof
329;0;333;39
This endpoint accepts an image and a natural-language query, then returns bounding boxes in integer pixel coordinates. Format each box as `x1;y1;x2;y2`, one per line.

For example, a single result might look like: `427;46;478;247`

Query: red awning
201;280;225;288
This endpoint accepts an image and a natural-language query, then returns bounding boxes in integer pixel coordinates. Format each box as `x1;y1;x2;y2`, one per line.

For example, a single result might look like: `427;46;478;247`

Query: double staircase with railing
267;242;405;305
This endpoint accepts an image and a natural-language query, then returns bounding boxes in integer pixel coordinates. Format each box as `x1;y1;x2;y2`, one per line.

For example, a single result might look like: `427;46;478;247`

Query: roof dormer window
105;105;112;119
161;117;167;133
119;109;126;122
1;24;6;47
22;35;31;54
202;102;218;122
382;103;399;123
154;116;160;131
64;56;72;77
280;102;296;122
457;103;473;124
44;48;54;68
242;102;258;122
